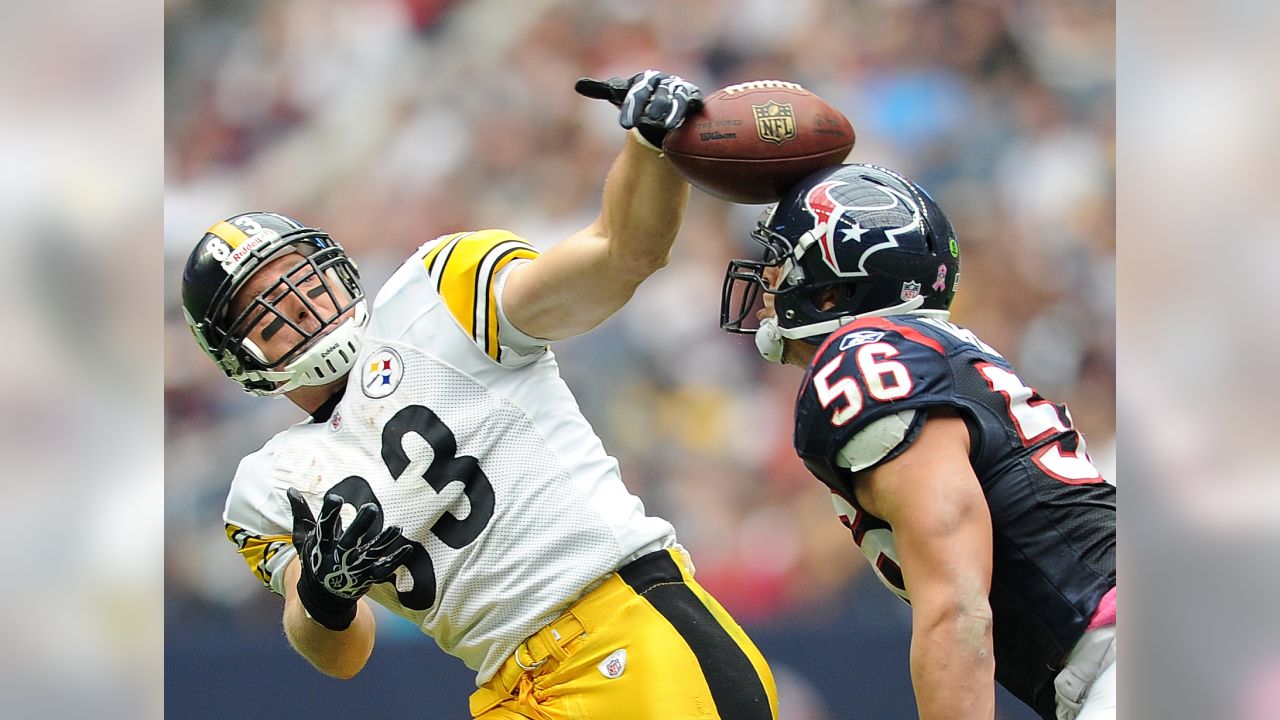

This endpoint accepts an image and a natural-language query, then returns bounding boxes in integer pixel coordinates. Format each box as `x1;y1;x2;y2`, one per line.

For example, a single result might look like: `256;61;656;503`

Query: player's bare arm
502;71;701;341
856;409;996;720
282;489;412;679
281;556;378;679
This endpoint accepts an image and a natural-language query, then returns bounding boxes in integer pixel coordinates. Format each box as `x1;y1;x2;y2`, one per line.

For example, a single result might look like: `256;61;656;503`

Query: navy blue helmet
721;163;959;346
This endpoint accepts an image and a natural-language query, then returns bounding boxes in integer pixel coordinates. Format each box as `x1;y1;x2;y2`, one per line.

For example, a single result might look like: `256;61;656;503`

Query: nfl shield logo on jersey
597;648;627;679
362;347;404;399
900;280;921;301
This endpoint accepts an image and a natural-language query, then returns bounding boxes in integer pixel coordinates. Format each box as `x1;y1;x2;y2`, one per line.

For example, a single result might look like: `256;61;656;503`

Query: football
662;80;855;204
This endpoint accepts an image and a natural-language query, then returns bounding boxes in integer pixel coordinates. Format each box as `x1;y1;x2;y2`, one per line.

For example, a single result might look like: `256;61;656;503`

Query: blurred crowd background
164;0;1113;717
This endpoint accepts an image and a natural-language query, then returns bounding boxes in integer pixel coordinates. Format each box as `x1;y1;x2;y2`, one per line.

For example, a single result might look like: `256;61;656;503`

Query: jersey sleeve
794;316;959;486
222;446;297;597
420;229;546;366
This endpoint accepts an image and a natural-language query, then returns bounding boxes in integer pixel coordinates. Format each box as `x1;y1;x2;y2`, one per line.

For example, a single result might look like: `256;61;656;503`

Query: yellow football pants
470;548;778;720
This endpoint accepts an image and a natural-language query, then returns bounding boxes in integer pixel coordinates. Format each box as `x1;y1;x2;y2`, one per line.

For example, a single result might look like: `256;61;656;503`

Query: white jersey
223;229;676;684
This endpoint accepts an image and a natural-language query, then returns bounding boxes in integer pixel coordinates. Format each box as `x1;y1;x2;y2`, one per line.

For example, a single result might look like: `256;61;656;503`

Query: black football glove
575;70;703;150
286;487;413;631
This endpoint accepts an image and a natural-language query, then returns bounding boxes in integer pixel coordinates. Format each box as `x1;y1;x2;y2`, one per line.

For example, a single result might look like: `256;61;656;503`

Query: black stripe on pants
619;552;772;720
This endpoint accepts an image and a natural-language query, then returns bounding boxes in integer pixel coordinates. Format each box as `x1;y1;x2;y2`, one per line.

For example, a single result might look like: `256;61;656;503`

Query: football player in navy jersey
720;164;1116;720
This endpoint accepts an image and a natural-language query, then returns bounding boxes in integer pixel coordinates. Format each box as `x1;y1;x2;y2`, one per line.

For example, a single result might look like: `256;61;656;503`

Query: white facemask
236;301;370;396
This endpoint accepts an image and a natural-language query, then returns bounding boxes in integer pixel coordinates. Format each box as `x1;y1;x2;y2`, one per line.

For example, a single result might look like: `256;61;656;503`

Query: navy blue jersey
793;314;1115;719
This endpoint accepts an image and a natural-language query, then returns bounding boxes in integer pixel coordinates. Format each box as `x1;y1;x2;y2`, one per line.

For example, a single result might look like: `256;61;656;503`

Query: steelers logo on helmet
362;347;404;399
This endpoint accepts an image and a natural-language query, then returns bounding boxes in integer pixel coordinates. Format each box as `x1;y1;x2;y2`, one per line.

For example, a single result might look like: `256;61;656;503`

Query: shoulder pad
834;409;920;472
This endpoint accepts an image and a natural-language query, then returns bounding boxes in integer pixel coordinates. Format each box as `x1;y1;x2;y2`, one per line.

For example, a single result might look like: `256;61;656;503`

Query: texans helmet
181;211;368;395
721;164;959;353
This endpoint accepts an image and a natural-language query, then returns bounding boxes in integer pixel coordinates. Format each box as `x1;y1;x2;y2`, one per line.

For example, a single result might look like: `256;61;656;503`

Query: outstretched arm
502;134;688;340
502;71;701;341
856;408;996;720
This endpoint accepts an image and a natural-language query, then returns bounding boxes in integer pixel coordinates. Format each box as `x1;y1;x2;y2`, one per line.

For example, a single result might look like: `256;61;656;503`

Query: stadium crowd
164;0;1113;663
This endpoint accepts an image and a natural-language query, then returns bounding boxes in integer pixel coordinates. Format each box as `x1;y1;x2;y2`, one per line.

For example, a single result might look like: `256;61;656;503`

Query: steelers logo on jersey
362;346;404;398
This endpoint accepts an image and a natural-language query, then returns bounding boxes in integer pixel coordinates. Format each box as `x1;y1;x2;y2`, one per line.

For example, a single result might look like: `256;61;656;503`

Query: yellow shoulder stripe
226;524;293;588
422;229;539;361
421;231;473;279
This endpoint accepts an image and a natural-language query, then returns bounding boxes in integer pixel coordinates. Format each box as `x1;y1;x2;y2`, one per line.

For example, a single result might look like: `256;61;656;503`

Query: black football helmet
721;164;959;356
181;211;368;395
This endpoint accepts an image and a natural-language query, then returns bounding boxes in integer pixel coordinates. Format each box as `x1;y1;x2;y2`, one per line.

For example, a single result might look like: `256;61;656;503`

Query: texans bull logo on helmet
719;163;960;342
802;179;923;278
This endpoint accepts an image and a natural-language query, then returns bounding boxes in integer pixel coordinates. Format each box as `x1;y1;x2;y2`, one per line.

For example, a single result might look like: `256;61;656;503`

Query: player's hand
575;70;702;150
286;487;413;631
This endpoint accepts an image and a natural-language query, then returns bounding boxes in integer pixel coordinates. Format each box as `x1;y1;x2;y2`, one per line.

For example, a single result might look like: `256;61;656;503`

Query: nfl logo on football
900;280;921;301
752;100;796;145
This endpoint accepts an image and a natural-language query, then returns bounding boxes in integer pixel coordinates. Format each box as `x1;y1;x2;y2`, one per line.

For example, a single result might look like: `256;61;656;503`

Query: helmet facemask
720;207;802;335
722;211;887;341
219;246;367;395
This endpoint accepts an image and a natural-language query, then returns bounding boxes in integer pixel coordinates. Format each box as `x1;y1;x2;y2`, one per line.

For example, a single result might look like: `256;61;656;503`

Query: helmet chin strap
236;302;370;396
754;297;951;363
755;316;786;363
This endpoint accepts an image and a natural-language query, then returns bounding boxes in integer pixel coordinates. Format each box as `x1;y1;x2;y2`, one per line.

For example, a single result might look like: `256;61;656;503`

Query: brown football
662;80;855;204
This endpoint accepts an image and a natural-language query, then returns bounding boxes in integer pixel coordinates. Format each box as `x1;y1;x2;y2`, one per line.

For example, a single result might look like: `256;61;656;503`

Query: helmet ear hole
811;288;840;313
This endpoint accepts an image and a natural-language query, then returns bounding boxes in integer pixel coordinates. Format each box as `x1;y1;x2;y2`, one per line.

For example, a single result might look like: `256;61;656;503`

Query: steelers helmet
181;211;368;395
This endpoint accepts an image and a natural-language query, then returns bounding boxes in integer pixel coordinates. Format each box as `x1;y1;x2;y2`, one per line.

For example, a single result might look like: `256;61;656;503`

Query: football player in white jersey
180;71;777;720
